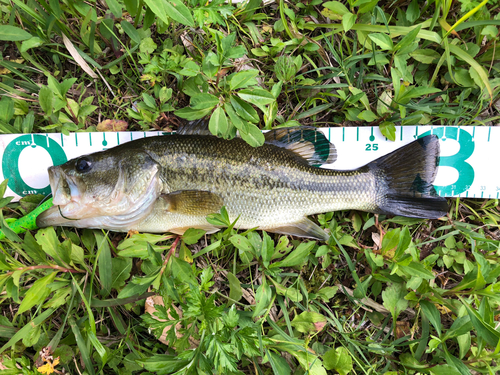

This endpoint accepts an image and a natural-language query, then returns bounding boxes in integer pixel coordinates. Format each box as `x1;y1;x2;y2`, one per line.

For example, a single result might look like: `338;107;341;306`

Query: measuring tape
0;126;496;202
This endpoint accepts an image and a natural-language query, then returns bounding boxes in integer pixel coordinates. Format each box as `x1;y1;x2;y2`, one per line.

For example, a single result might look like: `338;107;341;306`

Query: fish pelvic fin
264;127;337;166
263;218;329;241
370;135;448;219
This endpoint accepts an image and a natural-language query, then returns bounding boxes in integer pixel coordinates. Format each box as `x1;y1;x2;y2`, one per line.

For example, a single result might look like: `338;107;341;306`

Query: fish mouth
49;166;81;206
37;166;83;227
36;205;76;227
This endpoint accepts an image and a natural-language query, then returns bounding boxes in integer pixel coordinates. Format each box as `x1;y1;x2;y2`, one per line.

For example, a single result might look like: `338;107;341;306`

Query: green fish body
37;128;447;240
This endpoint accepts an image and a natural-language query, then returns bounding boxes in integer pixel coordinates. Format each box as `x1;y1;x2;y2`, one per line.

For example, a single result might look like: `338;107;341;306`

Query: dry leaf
96;119;128;132
62;34;98;79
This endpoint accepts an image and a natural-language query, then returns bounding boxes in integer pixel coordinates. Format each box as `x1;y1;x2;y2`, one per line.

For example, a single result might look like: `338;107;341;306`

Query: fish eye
75;157;92;173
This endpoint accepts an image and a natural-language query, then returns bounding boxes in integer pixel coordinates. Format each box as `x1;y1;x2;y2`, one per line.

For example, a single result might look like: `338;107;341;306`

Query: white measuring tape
0;126;496;202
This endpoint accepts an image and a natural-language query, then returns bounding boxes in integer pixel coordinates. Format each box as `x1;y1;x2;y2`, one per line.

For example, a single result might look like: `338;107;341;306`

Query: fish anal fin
262;218;329;241
264;127;337;166
161;190;223;216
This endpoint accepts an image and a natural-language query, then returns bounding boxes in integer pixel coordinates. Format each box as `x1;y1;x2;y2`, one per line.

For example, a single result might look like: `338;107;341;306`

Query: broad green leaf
237;89;275;106
140;355;189;373
261;231;274;267
348;87;370;110
323;347;353;375
68;317;96;375
224;102;248;132
230;69;259;90
190;93;219;110
382;283;408;321
111;258;132;290
106;0;123;17
0;97;14;123
379;121;396;141
267;351;291;375
395;26;421;52
315;286;338;302
270;279;302;302
95;232;112;297
163;0;194;27
380;228;400;258
182;228;206;245
291;311;327;333
179;61;200;77
120;20;141;44
20;36;44;52
410;49;441;63
443;347;472;375
18;272;57;315
406;0;420;22
35;227;65;265
139;37;157;54
209;106;228;137
342;12;356;32
239;123;265;147
322;1;349;15
357;109;378;122
230;95;259;123
448;43;492;99
253;278;272;317
174;107;212;120
229;234;255;254
460;296;500;347
276;241;315;268
0;25;32;41
117;275;156;299
368;33;394;51
401;261;435;280
170;257;196;284
292;351;327;375
399;86;440;102
430;364;462;375
420;300;442;336
143;0;171;27
226;272;243;303
0;308;54;354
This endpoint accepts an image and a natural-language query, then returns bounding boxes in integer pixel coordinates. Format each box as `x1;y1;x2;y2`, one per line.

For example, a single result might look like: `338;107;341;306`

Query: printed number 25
366;143;378;151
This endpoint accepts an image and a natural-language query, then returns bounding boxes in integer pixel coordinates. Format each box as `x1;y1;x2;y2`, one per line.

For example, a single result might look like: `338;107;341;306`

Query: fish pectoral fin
263;218;329;241
161;190;223;216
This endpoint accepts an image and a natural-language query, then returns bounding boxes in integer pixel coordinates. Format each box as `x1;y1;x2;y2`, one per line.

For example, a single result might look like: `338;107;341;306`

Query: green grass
1;0;500;374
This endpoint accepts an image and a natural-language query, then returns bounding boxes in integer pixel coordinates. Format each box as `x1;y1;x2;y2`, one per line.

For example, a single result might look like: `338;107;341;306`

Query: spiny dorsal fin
264;127;337;166
176;119;212;136
161;190;223;215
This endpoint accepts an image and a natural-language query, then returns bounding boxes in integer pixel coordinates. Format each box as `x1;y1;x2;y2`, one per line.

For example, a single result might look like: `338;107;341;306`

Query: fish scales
141;135;377;230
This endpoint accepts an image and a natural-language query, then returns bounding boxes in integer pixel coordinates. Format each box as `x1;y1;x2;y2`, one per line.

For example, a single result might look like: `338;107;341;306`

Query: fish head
37;149;161;228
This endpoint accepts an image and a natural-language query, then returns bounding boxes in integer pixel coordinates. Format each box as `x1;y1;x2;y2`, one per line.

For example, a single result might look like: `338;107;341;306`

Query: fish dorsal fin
176;119;212;136
161;190;223;215
262;217;329;241
264;127;337;166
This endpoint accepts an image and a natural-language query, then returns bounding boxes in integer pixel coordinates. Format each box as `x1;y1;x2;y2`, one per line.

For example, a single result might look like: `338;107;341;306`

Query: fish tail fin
369;135;448;219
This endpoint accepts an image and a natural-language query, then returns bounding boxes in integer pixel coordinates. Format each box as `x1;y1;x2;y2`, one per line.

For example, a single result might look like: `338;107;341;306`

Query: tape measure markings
0;126;497;201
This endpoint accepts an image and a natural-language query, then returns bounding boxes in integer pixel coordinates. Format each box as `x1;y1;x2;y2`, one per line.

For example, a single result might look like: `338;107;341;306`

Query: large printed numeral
2;135;67;196
419;127;474;196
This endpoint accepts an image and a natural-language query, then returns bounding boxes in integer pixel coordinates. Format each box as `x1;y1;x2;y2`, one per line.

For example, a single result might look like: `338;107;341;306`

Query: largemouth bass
36;127;448;241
